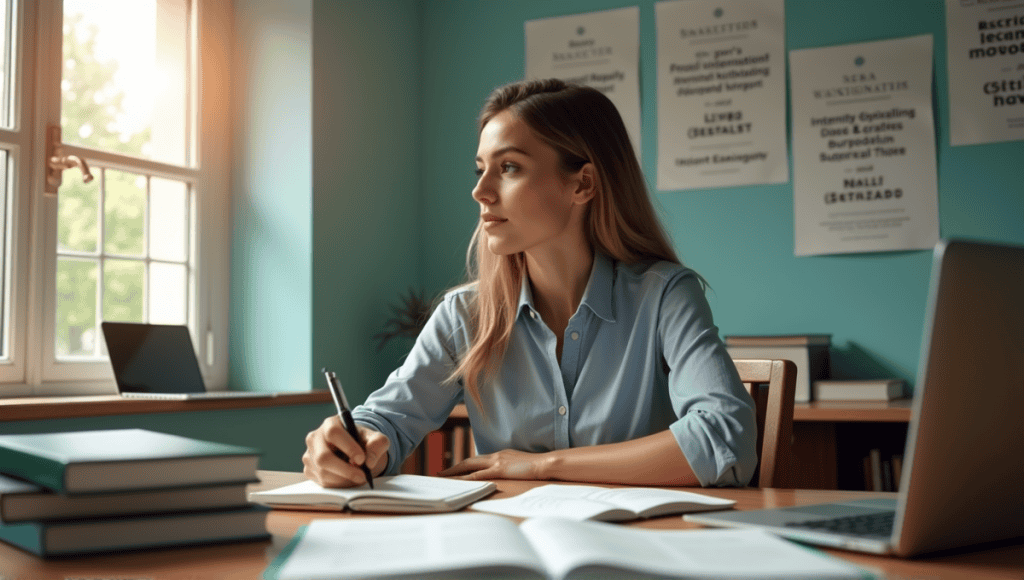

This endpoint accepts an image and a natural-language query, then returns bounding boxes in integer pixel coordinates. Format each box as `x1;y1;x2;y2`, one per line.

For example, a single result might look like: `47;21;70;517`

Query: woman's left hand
438;449;552;480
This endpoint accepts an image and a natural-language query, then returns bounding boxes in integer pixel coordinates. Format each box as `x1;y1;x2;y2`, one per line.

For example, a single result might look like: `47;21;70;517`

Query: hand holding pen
322;368;375;488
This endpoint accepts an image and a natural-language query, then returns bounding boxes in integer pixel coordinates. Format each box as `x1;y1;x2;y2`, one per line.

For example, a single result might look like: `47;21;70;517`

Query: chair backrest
732;358;797;488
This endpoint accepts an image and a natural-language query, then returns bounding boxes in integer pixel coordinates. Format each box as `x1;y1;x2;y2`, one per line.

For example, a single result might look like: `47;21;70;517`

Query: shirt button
570;331;579;340
529;311;537;319
558;406;567;416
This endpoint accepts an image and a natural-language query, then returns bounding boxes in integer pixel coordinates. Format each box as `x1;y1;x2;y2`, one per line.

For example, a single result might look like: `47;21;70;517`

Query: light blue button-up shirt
352;253;758;486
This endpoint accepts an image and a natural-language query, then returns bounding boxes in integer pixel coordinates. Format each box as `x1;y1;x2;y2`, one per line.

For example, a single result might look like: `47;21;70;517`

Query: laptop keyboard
786;511;895;538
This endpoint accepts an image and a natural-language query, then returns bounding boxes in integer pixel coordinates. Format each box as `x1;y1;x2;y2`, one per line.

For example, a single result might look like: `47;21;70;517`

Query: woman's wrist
538;450;565;480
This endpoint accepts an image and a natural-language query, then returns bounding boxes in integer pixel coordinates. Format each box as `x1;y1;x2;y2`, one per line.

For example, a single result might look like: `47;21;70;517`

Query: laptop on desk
102;322;276;400
685;239;1024;557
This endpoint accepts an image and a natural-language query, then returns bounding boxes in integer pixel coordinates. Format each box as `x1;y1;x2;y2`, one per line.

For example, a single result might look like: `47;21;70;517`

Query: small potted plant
374;288;435;351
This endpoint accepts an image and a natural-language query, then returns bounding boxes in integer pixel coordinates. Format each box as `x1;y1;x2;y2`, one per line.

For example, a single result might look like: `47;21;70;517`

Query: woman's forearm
541;430;700;487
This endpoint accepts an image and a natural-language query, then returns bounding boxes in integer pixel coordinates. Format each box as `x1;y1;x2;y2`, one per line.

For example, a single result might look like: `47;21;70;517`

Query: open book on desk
247;474;495;513
265;512;873;580
471;483;735;521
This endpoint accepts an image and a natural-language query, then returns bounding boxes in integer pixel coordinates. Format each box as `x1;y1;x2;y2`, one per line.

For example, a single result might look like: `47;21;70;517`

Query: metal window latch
44;124;94;197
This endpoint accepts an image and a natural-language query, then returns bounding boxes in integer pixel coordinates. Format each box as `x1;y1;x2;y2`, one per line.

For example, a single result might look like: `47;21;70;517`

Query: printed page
472;484;734;521
580;486;735;517
273;513;547;580
472;484;630;521
520;518;869;580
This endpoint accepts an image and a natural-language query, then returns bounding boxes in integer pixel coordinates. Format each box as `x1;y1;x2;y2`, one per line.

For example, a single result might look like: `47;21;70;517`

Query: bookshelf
791;399;911;490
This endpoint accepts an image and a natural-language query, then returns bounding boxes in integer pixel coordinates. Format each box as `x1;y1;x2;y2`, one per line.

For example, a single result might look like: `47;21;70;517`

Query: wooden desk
2;470;1021;580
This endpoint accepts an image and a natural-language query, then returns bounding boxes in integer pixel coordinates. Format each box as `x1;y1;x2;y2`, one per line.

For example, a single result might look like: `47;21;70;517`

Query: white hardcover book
812;379;905;401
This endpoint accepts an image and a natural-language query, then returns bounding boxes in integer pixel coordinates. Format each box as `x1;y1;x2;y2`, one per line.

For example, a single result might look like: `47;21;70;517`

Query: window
2;0;230;395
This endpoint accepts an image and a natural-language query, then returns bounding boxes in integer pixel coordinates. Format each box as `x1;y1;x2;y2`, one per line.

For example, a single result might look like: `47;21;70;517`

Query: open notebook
685;239;1024;557
102;322;275;400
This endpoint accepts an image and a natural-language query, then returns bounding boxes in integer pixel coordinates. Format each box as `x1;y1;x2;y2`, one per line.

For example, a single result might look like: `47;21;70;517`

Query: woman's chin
486;239;520;257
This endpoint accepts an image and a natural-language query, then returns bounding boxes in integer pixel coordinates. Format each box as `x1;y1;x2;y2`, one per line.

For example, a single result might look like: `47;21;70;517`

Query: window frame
0;0;33;389
1;0;231;396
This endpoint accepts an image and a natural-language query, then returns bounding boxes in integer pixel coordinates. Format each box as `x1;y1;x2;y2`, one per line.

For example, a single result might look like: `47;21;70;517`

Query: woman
303;79;757;488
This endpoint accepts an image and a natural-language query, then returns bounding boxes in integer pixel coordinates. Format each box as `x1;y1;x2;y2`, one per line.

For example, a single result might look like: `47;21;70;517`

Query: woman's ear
572;163;598;205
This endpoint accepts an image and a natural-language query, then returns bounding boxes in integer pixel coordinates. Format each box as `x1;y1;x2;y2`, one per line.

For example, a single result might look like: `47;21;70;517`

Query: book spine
869;449;883;492
424;431;451;476
0;447;67;493
891;455;903;492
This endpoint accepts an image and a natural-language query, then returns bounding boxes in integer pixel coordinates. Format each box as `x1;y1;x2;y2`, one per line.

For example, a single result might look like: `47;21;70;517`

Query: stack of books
0;428;269;557
725;334;832;403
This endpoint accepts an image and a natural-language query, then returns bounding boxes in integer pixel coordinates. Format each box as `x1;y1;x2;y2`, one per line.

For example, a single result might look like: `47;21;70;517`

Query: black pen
322;368;374;488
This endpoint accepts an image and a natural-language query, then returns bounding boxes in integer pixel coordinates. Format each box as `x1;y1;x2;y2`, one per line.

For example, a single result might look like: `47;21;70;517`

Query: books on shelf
264;512;871;580
0;474;250;523
0;505;269;557
862;448;904;492
0;428;267;557
725;334;832;403
471;483;735;522
247;474;496;513
812;379;906;401
0;428;261;493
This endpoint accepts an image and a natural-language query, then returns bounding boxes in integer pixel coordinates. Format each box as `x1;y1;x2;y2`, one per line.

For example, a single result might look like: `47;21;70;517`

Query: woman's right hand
302;416;390;488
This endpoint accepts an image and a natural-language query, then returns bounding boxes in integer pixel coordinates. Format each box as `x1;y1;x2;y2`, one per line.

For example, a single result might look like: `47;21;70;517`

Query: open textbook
247;475;495;513
264;512;873;580
472;483;735;521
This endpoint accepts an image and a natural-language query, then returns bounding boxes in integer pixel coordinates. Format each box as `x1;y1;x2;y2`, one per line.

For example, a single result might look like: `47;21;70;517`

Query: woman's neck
525;242;594;337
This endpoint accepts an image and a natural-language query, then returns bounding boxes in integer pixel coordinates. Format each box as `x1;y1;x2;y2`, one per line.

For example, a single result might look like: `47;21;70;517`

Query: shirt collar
517;252;616;323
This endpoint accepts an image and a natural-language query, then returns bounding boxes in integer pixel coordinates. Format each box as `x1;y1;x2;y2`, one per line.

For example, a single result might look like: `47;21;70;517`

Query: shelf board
795;399;912;423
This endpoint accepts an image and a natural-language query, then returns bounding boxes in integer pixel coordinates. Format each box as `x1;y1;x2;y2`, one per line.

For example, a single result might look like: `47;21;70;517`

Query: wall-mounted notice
655;0;787;191
946;0;1024;146
790;35;939;257
526;7;641;159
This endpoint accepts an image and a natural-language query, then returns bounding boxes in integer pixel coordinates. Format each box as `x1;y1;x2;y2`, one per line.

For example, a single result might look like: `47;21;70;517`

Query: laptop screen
102;322;207;395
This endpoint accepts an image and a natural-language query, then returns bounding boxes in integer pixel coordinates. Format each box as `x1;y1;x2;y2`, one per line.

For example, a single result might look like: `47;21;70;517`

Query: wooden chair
733;358;797;488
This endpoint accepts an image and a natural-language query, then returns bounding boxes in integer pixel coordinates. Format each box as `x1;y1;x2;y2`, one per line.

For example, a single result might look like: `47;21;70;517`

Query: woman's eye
501;163;519;174
474;167;484;177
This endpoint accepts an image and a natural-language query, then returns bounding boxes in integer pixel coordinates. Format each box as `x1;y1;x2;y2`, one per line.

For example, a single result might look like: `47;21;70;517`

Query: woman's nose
472;173;497;204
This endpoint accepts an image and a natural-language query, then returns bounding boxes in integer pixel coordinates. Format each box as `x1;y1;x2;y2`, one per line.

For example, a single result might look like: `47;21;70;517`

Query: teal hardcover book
0;429;260;494
0;473;252;523
0;505;269;557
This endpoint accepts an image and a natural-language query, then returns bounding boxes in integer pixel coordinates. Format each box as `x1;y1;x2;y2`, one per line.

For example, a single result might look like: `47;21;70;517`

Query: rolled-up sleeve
351;295;465;475
659;273;758;487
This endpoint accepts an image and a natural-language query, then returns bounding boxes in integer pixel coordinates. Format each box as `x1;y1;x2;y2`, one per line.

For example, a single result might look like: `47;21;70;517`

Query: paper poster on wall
790;35;939;257
525;7;641;159
946;0;1024;146
655;0;788;191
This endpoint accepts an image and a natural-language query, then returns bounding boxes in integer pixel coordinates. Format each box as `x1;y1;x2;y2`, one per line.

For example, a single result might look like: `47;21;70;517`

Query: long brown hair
453;79;680;406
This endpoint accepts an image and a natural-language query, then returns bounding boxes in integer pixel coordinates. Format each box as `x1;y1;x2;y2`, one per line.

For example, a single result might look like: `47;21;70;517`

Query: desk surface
2;471;1020;580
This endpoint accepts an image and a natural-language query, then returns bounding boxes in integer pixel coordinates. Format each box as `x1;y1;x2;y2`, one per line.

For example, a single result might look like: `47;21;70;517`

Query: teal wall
230;0;424;402
418;0;1024;390
311;0;424;404
231;0;314;394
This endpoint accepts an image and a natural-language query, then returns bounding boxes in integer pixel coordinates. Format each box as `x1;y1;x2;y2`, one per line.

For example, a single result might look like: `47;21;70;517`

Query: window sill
0;391;332;422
